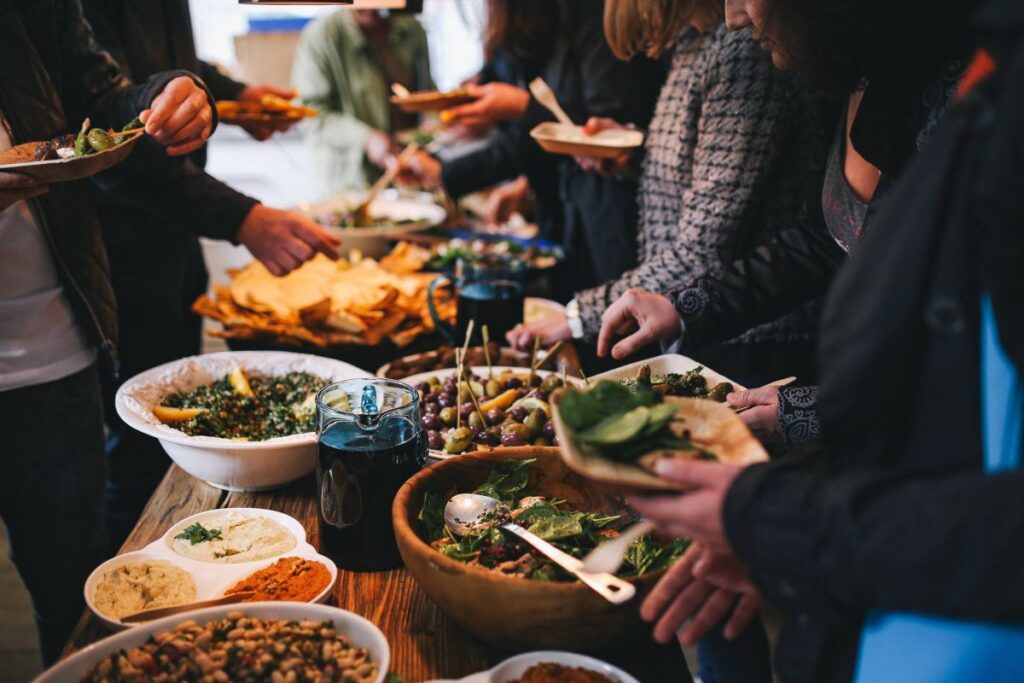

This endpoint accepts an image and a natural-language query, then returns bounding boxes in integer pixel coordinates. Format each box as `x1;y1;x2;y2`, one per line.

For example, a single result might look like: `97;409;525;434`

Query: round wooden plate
0;129;144;183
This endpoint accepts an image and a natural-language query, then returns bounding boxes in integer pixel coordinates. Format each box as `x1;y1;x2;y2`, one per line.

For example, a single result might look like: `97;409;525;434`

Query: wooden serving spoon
120;591;255;624
733;376;797;414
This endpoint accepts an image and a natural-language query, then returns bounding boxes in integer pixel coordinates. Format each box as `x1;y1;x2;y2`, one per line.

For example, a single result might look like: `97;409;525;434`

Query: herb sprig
175;522;223;545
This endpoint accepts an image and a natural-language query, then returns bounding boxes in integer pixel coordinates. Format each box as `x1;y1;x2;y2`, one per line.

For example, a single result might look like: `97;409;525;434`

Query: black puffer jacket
0;0;209;371
723;7;1024;680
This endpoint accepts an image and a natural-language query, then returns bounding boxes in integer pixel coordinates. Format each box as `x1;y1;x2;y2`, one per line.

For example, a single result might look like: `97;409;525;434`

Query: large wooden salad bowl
392;447;664;652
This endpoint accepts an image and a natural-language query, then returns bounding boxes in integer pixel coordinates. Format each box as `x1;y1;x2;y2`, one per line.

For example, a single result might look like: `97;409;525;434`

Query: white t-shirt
0;117;95;391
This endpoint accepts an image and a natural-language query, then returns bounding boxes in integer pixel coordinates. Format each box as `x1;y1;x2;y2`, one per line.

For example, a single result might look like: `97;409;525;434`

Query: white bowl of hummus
115;351;370;491
166;509;301;564
84;509;337;630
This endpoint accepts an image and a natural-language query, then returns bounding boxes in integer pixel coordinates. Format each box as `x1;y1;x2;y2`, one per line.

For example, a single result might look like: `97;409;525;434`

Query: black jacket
722;8;1024;681
82;0;258;246
440;0;664;288
0;0;206;368
668;50;970;350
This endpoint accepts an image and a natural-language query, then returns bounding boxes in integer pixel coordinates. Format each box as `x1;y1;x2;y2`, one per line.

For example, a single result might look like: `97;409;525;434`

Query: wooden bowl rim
392;447;664;590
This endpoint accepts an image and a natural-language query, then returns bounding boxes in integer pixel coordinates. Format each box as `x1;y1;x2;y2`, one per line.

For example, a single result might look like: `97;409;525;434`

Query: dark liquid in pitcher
457;280;524;342
316;416;424;571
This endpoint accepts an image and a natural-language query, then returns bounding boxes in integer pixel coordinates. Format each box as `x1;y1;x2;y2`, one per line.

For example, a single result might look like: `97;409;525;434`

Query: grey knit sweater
575;24;819;341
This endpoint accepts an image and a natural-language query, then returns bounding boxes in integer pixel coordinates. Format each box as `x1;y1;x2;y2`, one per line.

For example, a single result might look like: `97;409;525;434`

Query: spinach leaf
418;491;447;541
622;534;691;577
473;458;534;506
528;513;585;541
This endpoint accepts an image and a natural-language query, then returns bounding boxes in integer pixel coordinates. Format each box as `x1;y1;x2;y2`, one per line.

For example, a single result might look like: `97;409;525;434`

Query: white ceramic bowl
84;508;337;630
35;602;390;683
427;650;640;683
300;190;447;258
115;351;369;491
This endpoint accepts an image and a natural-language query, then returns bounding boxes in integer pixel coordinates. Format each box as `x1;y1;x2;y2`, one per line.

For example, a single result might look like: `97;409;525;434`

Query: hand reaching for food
506;312;571;351
236;204;340;276
574;117;633;176
364;129;400;170
485;176;531;226
440;82;531;129
236;84;299;141
0;171;48;211
400;151;443;190
140;76;214;156
597;288;681;359
727;386;782;444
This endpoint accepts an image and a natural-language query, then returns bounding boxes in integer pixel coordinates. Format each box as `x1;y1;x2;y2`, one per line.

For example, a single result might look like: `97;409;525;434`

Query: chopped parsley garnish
175;522;223;545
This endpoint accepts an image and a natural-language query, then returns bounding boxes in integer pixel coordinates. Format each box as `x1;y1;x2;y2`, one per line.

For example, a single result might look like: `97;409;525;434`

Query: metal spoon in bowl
444;493;636;604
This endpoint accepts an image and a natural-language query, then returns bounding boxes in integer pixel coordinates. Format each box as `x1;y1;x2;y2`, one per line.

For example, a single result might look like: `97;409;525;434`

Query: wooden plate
550;392;768;493
216;101;317;125
389;90;477;113
530;122;644;159
0;129;143;183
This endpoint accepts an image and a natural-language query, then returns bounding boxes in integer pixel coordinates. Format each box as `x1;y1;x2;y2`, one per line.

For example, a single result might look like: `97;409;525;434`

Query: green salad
418;459;688;581
158;369;325;441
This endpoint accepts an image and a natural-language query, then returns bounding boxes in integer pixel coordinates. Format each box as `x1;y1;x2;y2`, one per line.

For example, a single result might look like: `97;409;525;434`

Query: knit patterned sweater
575;24;819;340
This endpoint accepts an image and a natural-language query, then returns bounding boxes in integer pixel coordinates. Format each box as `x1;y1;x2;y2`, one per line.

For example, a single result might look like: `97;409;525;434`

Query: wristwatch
565;299;584;340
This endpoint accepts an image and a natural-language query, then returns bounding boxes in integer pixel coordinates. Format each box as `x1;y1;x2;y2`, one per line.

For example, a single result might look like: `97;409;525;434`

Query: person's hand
236;204;340;276
484;176;530;225
507;311;571;351
400;150;443;190
727;386;782;444
642;542;763;646
627;458;742;551
440;82;531;129
364;129;399;170
597;289;681;359
574;117;632;176
140;76;214;156
236;84;298;141
0;172;48;211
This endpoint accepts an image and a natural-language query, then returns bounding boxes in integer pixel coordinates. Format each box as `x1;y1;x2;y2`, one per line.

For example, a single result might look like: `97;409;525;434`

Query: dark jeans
0;365;107;665
102;226;207;552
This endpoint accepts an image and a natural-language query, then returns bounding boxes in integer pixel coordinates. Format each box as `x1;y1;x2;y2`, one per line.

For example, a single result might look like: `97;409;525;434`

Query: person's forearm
725;460;1024;620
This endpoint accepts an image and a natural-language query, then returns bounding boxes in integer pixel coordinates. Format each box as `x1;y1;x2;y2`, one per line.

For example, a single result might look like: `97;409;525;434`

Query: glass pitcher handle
427;275;457;345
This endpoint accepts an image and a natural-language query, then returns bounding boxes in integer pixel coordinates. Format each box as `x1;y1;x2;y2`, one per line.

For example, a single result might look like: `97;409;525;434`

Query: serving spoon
528;77;575;127
444;493;636;604
120;591;255;624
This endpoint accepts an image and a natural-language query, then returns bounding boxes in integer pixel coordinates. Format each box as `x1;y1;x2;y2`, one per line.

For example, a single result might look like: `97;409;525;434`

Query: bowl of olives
401;366;580;459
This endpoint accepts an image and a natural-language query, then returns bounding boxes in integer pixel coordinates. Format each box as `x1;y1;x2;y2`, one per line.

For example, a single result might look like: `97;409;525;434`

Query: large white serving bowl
300;190;447;258
115;351;370;491
35;602;390;683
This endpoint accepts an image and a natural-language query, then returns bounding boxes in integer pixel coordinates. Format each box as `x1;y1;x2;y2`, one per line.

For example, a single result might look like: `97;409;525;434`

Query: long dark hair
764;0;975;96
484;0;565;62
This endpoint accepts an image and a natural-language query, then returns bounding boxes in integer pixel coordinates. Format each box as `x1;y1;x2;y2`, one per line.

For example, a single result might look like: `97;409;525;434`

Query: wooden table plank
62;466;691;681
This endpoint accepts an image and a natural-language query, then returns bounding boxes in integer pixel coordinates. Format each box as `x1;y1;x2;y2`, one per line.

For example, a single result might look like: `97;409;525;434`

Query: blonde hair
604;0;724;60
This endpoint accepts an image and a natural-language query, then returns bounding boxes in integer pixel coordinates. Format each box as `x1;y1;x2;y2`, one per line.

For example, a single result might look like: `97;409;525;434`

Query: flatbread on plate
550;392;767;493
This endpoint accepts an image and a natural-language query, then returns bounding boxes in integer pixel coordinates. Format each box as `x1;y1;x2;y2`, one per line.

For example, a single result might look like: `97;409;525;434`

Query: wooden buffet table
62;465;691;682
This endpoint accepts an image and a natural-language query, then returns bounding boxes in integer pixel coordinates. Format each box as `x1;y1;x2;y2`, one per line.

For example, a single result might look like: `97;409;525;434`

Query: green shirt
292;11;433;197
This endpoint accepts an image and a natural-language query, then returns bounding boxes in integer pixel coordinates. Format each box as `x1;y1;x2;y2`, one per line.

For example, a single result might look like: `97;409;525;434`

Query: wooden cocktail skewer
527;336;540;388
461;319;476;364
531;340;564;372
481;325;494;380
579;369;591;385
455;348;464;430
459;365;488;428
